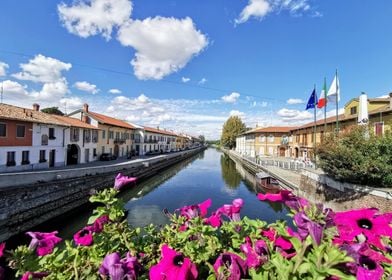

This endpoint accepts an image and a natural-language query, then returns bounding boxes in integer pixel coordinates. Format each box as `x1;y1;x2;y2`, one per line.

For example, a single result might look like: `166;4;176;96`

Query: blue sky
0;0;391;139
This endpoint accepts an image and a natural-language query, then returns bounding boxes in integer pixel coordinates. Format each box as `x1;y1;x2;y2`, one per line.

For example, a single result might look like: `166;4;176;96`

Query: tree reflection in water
220;154;242;189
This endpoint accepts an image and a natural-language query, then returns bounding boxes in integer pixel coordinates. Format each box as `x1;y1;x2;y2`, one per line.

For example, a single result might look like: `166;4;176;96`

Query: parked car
100;153;117;161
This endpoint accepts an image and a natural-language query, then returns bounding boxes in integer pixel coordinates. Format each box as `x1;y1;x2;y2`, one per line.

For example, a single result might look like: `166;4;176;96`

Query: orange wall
0;120;33;146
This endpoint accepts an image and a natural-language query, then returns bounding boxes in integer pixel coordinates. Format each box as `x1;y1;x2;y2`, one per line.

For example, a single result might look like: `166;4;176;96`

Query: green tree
41;107;64;116
220;116;246;149
198;135;205;144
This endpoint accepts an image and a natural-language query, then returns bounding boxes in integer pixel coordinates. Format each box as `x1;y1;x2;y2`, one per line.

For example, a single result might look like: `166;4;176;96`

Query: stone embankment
0;147;205;242
223;149;392;212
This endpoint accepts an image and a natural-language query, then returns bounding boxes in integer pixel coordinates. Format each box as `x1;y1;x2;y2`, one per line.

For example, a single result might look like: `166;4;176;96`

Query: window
109;131;114;139
21;151;30;165
6;151;15;166
16;125;25;138
110;148;113;154
93;148;97;157
350;106;357;115
70;128;79;142
92;130;98;143
39;150;46;163
49;128;55;139
102;130;106;139
0;123;6;137
101;146;105;154
41;134;48;145
259;135;265;142
84;129;91;143
115;132;120;139
268;135;275;143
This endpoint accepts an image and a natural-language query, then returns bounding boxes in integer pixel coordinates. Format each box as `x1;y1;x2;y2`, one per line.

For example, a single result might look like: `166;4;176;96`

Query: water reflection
220;154;242;189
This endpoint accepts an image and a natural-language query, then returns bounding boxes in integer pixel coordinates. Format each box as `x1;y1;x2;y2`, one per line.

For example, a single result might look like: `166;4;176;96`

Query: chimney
83;103;89;112
389;92;392;108
32;103;40;111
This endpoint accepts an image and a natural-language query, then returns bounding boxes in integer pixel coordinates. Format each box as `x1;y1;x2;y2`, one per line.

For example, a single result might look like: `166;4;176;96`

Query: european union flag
306;89;318;110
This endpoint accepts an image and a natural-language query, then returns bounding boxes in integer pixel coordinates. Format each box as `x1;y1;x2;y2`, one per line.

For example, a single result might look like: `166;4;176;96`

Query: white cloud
198;78;207;84
58;0;132;40
108;88;122;94
236;0;316;24
117;17;208;80
230;110;245;118
277;108;313;122
0;61;9;76
31;81;69;100
74;81;99;94
286;98;304;105
12;54;71;83
235;0;271;24
182;77;190;83
221;92;240;103
1;80;28;97
59;96;84;111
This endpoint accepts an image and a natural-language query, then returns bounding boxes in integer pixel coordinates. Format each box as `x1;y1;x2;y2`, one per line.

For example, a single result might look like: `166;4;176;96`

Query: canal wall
223;148;392;212
0;148;205;242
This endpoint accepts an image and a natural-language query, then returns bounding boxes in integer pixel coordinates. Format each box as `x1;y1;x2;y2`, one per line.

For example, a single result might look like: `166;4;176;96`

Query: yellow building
68;104;135;158
253;126;296;157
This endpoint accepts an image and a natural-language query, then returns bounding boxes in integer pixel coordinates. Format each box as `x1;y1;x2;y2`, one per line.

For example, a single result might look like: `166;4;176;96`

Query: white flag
327;74;340;103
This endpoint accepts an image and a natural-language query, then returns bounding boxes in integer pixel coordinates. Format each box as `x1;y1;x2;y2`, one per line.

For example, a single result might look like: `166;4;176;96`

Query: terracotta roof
143;126;177;136
51;115;100;130
244;126;296;134
0;103;65;126
86;111;135;129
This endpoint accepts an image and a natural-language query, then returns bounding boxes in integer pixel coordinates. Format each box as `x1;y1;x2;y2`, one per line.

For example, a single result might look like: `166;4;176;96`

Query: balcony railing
114;138;126;145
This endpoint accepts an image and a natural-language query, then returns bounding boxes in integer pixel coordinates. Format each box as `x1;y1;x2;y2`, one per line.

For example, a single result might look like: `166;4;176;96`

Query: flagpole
335;69;339;133
323;77;327;133
313;84;317;168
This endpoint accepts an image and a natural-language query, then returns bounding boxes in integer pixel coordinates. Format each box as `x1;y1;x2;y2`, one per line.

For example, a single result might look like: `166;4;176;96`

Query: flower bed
1;176;392;279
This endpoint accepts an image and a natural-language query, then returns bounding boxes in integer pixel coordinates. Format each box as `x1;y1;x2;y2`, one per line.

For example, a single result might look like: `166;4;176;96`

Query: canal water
16;148;290;242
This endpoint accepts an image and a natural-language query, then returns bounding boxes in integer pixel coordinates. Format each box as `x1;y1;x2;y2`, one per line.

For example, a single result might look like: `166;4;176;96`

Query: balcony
114;138;126;145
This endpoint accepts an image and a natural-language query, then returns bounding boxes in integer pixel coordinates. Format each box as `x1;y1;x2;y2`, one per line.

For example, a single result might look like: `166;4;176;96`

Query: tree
41;107;64;116
198;135;205;144
220;116;246;149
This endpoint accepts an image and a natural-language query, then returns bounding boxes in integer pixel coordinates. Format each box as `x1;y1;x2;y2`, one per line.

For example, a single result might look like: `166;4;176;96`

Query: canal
15;148;290;243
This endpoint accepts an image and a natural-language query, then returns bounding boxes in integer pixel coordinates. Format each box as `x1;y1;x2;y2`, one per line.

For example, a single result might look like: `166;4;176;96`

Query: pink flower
73;226;94;246
150;244;198;280
99;252;140;280
92;215;110;233
26;231;61;257
334;208;392;249
204;211;222;228
213;252;247;280
178;199;212;219
0;243;5;258
294;212;324;245
21;271;48;280
262;228;296;258
217;198;244;222
257;191;309;212
240;237;269;268
114;173;137;190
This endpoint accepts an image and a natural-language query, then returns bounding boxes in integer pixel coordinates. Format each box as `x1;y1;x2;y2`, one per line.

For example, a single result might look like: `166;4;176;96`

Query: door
85;148;90;163
114;145;119;157
49;149;55;167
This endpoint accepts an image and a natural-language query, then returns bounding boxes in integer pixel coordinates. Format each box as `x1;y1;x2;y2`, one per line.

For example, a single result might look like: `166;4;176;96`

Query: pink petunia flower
334;208;392;249
240;237;269;269
294;212;324;245
257;190;309;212
26;231;61;257
216;198;244;222
150;244;198;280
213;252;247;280
21;271;48;280
73;226;94;246
262;228;296;258
99;252;140;280
177;199;212;219
92;215;110;233
204;211;222;228
0;243;5;258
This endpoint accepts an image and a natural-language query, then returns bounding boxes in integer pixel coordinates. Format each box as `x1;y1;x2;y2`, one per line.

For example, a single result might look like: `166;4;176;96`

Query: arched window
41;134;48;146
259;134;265;142
268;135;274;143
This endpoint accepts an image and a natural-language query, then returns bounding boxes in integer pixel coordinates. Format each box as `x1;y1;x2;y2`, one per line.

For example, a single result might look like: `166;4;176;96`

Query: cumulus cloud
277;108;313;122
1;80;28;97
108;88;122;94
0;61;9;76
198;78;207;84
59;96;84;111
236;0;271;24
58;0;132;40
30;81;69;100
182;77;190;83
74;81;99;94
230;110;245;118
117;17;208;80
221;92;240;103
286;98;304;105
236;0;316;24
12;54;71;84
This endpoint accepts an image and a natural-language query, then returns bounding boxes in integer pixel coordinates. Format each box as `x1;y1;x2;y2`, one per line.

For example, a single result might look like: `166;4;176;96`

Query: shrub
317;126;392;188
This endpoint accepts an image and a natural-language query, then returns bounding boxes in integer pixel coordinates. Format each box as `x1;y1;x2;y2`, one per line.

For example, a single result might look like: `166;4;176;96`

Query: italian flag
317;78;327;109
